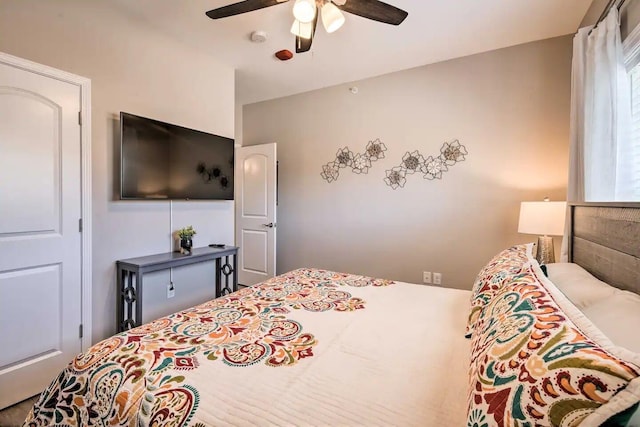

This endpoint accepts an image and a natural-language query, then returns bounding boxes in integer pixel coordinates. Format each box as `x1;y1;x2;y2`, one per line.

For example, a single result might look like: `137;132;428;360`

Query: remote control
209;244;226;248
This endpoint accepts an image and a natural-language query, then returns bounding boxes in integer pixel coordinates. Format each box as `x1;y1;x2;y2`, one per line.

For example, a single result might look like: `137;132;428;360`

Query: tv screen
120;112;234;200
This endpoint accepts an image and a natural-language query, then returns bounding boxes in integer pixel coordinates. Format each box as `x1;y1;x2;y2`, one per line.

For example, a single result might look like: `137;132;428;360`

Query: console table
116;246;238;332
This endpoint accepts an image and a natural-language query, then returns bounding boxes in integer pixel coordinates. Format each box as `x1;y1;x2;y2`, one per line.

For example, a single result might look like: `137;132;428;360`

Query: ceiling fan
206;0;408;53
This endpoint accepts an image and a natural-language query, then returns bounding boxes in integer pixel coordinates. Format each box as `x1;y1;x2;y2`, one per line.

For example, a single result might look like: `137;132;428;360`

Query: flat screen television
120;112;234;200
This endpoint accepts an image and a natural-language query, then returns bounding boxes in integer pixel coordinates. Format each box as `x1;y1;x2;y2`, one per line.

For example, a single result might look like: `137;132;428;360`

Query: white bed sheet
194;281;472;426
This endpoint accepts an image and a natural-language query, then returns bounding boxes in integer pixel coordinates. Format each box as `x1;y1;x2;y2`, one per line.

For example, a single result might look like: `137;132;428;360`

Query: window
624;64;640;199
623;27;640;200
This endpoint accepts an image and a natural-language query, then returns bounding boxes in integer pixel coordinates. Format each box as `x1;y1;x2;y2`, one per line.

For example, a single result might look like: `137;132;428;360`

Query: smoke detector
250;31;268;43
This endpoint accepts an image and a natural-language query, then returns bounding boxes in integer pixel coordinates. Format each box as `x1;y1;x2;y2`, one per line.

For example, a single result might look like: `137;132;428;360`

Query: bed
23;203;640;426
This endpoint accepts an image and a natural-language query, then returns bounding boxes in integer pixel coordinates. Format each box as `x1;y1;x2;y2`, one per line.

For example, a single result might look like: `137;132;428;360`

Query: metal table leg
215;258;222;298
117;264;123;332
233;253;238;293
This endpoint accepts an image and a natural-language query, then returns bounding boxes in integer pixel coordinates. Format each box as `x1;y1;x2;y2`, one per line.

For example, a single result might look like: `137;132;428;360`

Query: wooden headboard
569;202;640;295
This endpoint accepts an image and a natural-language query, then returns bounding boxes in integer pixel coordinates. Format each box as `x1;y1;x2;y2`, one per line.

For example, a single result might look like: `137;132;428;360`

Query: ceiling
111;0;591;105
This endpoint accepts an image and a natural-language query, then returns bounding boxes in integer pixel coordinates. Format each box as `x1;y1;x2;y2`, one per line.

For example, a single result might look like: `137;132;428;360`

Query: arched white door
0;55;85;408
235;143;277;286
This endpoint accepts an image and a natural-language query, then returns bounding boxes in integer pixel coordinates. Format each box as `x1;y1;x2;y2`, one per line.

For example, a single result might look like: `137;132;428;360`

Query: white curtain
561;7;631;261
567;26;591;204
584;8;632;201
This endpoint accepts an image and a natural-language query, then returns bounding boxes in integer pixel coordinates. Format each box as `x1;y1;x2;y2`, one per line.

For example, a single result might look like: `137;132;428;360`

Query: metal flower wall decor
384;140;468;189
321;139;387;183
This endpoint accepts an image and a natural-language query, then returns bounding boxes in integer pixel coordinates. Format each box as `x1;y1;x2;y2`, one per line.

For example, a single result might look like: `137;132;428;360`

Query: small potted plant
176;225;196;255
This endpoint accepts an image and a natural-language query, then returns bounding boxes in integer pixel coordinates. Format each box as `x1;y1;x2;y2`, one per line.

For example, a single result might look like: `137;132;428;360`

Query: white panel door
0;59;82;408
235;143;277;286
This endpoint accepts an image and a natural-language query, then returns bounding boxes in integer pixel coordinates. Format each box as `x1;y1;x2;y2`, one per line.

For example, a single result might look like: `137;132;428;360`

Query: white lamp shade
290;20;313;39
321;2;345;33
293;0;316;23
518;201;567;236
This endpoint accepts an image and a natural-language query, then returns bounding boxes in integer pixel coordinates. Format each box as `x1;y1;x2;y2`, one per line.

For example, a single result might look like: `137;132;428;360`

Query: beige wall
243;36;572;289
622;1;640;37
0;0;235;342
581;0;609;27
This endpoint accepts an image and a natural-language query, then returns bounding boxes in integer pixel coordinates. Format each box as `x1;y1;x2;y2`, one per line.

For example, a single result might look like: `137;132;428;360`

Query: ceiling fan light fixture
321;2;345;33
290;19;314;39
292;0;316;23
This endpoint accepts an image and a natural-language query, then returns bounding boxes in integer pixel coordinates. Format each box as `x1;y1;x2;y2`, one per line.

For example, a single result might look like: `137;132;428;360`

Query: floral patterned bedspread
24;269;394;426
467;246;640;426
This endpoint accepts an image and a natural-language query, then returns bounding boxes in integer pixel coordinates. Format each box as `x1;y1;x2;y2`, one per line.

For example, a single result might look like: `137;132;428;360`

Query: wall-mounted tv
120;112;234;200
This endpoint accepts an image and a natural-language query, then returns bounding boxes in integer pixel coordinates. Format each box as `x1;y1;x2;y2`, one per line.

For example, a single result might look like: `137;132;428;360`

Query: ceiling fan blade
337;0;408;25
206;0;287;19
295;12;319;53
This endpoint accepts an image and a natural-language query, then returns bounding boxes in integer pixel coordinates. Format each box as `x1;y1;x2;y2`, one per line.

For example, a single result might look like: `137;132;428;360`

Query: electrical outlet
422;271;432;284
433;273;442;286
167;283;175;299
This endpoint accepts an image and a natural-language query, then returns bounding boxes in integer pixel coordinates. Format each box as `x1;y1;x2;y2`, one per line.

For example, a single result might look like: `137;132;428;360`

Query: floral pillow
466;245;530;338
467;249;640;426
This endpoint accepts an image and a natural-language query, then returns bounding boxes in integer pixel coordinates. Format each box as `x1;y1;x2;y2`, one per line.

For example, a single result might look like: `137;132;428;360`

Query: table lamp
518;199;567;265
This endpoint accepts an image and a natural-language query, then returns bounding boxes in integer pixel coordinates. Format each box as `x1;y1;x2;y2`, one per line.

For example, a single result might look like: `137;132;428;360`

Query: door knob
262;222;275;228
